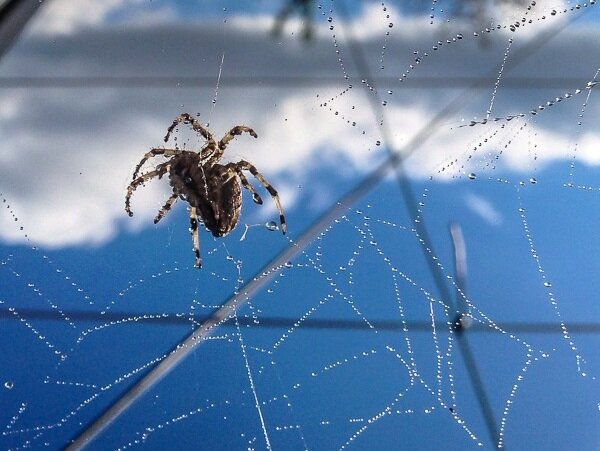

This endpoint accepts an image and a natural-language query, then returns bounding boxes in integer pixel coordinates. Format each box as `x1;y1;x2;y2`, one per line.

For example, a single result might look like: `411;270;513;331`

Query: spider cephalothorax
125;113;286;267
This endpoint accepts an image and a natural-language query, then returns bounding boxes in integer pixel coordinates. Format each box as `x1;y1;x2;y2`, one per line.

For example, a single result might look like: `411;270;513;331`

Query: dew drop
265;221;279;231
468;173;477;180
4;381;14;390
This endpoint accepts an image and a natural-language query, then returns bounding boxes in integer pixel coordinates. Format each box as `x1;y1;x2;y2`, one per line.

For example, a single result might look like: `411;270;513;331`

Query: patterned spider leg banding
154;193;179;224
235;160;286;234
164;113;218;159
218;126;258;149
125;165;169;216
210;126;258;166
189;207;202;268
132;148;180;181
226;165;263;205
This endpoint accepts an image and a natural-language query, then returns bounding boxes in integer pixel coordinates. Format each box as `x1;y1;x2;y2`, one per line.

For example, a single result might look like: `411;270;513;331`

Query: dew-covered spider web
0;0;599;450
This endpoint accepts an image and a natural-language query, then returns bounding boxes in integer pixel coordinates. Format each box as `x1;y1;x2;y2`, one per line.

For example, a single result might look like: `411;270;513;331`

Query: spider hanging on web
125;113;286;268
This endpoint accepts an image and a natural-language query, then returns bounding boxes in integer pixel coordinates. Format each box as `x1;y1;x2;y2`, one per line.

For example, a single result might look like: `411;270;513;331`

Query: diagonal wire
67;5;590;449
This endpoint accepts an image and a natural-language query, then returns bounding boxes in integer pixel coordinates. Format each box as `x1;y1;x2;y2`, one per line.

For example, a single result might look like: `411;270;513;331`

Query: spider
125;113;286;268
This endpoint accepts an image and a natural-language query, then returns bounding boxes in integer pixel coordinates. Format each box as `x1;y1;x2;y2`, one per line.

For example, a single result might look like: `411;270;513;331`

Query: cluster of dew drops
403;1;597;83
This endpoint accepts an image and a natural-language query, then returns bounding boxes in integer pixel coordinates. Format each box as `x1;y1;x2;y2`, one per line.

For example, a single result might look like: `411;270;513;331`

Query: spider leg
218;126;258;151
164;113;218;159
225;164;263;205
209;126;258;166
189;206;202;268
125;165;169;216
235;160;286;234
154;192;178;224
132;148;180;180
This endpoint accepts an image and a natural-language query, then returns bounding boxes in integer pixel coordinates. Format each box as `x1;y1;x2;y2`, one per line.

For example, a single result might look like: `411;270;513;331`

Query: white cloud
0;2;598;248
30;0;140;35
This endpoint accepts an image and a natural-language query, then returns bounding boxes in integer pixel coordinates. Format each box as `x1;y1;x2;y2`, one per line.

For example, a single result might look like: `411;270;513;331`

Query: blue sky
0;1;599;450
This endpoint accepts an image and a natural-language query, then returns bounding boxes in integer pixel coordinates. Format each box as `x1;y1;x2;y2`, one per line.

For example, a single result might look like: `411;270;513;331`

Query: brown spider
125;113;286;268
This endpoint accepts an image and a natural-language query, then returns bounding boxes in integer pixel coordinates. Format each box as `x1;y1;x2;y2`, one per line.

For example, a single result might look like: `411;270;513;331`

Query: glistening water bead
265;221;279;231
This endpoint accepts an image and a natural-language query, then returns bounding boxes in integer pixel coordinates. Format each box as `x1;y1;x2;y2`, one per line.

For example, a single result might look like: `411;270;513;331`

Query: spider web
1;1;599;450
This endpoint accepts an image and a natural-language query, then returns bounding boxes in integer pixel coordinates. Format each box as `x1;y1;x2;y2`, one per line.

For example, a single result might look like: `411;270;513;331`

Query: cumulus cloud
28;0;182;36
0;1;598;248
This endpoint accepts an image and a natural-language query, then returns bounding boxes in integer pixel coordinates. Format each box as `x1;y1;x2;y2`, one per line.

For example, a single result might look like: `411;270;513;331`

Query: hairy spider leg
132;148;180;180
225;164;263;205
154;193;179;224
164;113;218;160
125;165;169;216
235;160;286;234
189;206;202;268
211;126;258;164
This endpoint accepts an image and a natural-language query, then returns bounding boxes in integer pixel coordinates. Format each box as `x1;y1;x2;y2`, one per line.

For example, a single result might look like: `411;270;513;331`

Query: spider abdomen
169;154;241;237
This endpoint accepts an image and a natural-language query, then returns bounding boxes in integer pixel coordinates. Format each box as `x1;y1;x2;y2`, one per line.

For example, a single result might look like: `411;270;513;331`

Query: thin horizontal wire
2;307;599;333
0;76;588;88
